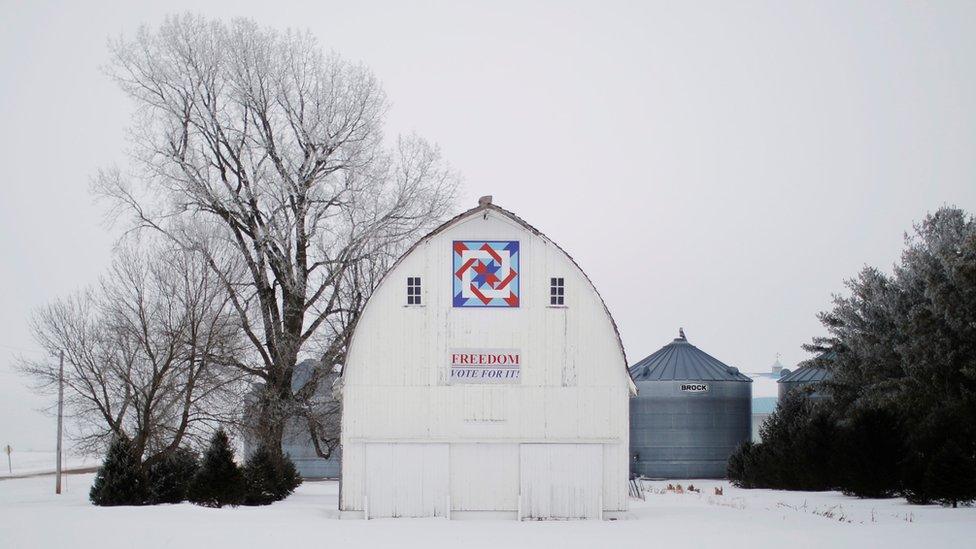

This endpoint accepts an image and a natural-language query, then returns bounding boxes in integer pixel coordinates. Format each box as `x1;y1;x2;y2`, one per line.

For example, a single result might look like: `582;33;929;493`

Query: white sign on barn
449;349;520;383
340;198;636;520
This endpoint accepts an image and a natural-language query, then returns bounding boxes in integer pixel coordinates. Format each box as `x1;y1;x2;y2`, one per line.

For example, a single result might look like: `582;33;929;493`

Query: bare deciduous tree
95;14;459;455
20;243;242;464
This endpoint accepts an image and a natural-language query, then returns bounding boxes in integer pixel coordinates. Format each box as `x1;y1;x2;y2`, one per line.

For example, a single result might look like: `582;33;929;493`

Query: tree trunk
257;376;292;459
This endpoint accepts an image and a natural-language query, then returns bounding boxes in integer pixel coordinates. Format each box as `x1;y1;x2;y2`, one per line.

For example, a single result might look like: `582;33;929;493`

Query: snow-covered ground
1;475;974;548
0;450;98;478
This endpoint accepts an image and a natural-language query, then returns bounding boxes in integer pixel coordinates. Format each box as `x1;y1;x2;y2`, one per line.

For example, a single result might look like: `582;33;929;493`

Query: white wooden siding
450;444;519;511
364;443;449;518
519;444;603;519
341;208;631;515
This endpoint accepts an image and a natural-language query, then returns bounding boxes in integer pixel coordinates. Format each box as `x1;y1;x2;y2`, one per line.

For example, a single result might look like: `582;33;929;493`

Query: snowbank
0;475;973;548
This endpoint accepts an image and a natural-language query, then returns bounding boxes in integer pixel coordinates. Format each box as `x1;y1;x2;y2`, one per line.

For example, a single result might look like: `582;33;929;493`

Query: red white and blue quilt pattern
453;240;520;307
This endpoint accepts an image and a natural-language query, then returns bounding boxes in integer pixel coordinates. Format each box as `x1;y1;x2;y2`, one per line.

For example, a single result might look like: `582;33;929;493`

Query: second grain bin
630;329;752;479
778;352;833;401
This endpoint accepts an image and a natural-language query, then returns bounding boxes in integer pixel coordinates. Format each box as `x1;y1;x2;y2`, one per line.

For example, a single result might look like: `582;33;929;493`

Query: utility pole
55;350;64;495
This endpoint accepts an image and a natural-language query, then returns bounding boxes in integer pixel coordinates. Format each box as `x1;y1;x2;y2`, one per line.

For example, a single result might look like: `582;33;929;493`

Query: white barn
339;197;635;519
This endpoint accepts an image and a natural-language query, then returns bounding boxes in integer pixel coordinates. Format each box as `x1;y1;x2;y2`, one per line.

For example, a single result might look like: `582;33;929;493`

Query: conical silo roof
779;351;834;384
629;329;752;382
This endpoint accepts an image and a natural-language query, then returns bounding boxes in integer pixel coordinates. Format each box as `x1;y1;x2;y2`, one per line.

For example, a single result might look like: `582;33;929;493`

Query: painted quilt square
453;240;520;307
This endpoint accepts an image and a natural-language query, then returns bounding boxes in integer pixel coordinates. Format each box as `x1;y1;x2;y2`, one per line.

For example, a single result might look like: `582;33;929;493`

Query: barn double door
363;442;603;519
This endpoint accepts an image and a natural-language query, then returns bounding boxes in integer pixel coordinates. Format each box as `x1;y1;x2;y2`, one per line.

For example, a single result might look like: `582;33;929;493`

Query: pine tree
147;447;200;504
189;429;245;507
278;453;302;497
837;405;906;499
904;403;976;506
801;207;976;505
243;446;303;505
243;446;280;506
925;438;976;508
90;435;148;506
727;393;840;491
726;442;754;488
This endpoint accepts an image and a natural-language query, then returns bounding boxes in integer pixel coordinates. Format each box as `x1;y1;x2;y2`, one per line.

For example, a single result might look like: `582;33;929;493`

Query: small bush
147;447;200;504
90;435;148;506
243;446;303;505
726;441;754;487
189;429;245;507
728;393;839;491
279;453;302;496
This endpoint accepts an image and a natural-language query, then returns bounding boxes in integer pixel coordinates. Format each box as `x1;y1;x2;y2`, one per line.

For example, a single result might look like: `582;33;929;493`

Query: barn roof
629;329;752;382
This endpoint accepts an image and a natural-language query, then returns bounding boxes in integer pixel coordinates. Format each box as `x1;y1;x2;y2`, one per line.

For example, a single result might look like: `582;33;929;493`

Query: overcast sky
2;1;975;451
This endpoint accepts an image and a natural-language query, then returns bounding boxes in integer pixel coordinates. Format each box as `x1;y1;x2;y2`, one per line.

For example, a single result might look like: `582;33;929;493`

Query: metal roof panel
629;329;752;382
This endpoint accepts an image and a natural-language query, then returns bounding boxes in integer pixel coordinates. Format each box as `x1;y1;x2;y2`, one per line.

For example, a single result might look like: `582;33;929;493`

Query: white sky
2;0;975;450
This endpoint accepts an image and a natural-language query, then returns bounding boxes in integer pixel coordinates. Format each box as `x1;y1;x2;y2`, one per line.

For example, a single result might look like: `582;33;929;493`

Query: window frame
549;276;566;307
406;276;423;306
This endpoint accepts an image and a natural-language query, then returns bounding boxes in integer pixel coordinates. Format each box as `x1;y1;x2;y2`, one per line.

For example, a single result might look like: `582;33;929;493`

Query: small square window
550;277;565;306
407;277;422;305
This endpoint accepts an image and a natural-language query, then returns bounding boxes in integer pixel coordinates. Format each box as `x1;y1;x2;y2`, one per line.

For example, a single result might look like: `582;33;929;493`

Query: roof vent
478;195;493;207
676;327;686;341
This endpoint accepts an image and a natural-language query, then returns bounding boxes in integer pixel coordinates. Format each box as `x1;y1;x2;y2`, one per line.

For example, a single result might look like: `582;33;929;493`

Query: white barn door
519;444;603;519
365;443;449;518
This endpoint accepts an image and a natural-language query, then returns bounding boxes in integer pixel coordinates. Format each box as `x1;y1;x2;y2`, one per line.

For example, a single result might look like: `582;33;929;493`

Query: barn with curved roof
339;197;635;519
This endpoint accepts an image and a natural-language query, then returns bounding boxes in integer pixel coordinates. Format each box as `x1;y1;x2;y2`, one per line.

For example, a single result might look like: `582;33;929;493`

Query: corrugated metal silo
244;359;342;479
282;359;342;478
777;353;832;401
629;329;752;479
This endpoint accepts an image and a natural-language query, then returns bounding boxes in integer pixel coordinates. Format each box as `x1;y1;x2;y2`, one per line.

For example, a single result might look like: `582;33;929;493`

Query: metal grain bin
629;329;752;479
281;430;341;479
777;356;832;401
282;359;342;478
244;359;342;479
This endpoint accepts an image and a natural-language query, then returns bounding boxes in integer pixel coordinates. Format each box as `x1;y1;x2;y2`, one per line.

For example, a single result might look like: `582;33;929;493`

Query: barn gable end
340;200;632;519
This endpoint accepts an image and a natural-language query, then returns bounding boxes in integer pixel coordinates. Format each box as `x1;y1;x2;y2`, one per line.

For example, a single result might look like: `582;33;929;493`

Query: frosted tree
96;14;459;456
